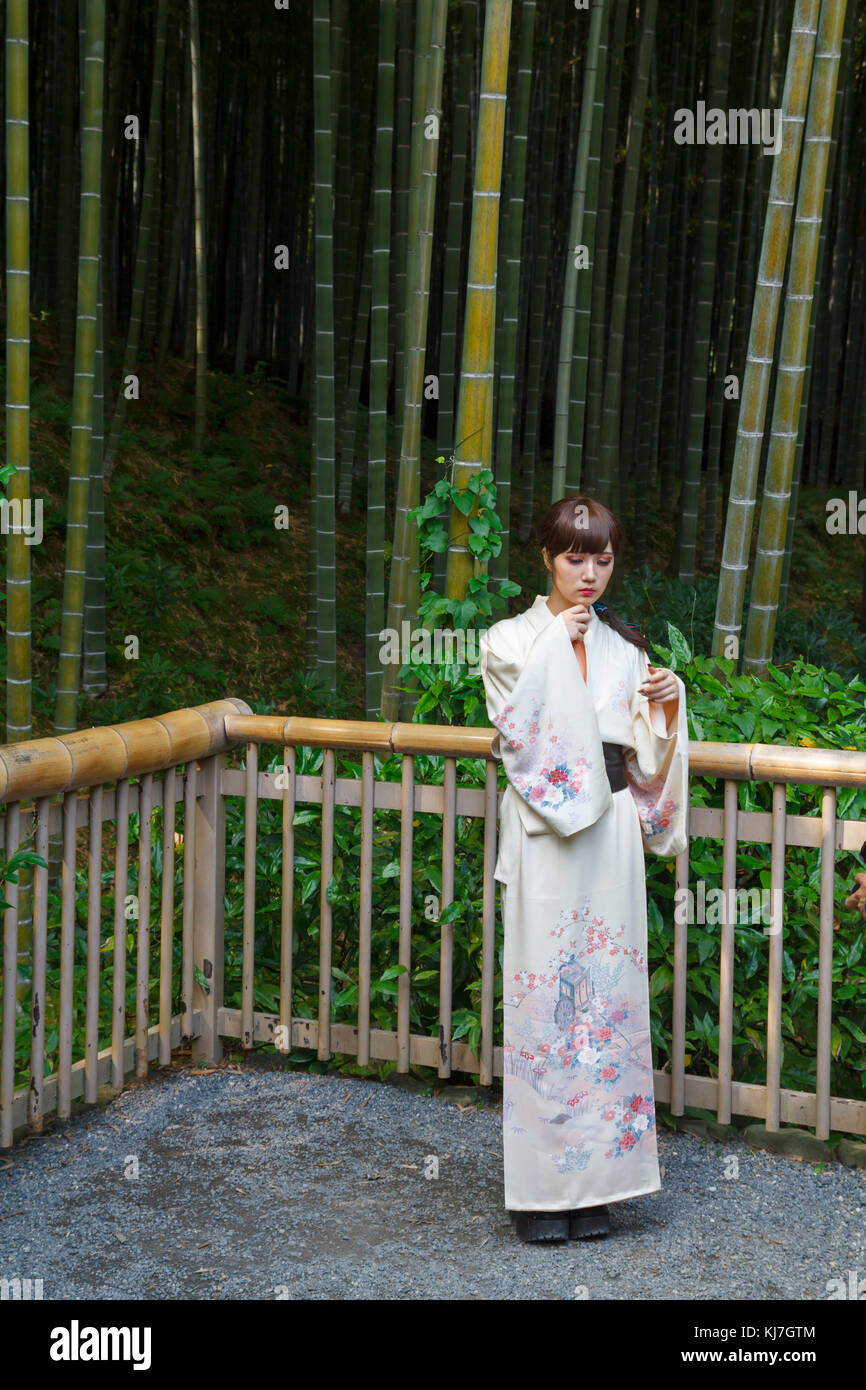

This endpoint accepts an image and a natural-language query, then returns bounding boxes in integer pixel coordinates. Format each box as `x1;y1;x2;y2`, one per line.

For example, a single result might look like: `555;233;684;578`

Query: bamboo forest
1;0;866;1310
0;0;864;735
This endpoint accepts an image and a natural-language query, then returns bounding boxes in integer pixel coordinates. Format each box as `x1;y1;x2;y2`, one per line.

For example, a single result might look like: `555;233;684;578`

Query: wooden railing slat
438;758;457;1079
241;744;258;1050
279;749;296;1056
136;773;154;1078
159;768;176;1067
0;804;22;1147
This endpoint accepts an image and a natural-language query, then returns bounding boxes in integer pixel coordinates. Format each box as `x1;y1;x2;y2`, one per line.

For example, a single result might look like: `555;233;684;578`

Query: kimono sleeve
479;615;612;838
624;642;689;858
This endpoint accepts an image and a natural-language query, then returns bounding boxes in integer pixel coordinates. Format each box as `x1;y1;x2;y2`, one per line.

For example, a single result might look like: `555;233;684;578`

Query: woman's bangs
552;503;612;556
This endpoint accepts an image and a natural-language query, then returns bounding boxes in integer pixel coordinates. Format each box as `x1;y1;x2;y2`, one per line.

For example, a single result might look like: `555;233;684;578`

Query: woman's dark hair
536;495;650;654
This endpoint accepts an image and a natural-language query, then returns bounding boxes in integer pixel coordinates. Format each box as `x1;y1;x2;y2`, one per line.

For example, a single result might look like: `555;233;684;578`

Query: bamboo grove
2;0;866;738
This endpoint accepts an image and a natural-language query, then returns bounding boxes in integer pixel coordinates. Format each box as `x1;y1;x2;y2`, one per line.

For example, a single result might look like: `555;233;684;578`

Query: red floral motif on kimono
507;903;656;1165
491;699;594;816
603;1092;656;1158
624;747;680;841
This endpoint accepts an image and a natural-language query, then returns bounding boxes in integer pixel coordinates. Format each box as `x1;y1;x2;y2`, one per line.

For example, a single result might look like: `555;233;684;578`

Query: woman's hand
638;663;679;703
640;664;680;731
559;603;592;642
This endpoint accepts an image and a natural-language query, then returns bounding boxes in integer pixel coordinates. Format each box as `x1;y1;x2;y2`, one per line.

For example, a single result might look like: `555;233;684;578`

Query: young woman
479;496;689;1244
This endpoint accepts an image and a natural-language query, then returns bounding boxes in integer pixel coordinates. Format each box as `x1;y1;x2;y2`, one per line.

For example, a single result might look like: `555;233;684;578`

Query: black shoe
568;1204;610;1239
514;1210;571;1243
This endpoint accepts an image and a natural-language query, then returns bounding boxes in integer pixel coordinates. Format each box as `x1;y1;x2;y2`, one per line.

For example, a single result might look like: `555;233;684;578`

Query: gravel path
1;1060;863;1301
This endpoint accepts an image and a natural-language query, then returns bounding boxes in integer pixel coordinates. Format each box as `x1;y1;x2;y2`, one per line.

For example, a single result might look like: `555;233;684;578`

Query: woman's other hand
638;663;679;702
639;663;680;732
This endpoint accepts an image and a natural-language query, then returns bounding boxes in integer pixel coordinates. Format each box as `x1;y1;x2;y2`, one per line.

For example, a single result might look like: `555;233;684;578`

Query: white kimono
479;593;688;1213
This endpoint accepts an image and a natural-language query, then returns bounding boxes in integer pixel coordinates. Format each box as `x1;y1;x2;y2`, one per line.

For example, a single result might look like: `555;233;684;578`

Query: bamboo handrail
222;713;866;788
0;698;252;803
4;705;859;794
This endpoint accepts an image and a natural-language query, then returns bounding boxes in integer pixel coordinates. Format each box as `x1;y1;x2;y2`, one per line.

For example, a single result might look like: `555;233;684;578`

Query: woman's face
543;542;615;608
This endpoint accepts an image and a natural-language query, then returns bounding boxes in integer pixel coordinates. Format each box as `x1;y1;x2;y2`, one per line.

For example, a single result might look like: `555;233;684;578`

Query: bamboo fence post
191;752;227;1066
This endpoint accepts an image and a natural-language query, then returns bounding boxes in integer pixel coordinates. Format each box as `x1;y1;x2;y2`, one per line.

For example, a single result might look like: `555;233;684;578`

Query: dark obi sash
602;741;627;793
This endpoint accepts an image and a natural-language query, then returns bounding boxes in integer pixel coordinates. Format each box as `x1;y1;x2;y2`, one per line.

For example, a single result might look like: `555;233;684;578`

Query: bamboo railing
1;699;865;1149
0;699;251;1146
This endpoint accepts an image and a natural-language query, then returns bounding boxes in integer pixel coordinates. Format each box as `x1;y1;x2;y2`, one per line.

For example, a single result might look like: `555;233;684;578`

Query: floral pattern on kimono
490;698;594;818
480;594;689;856
610;677;630;720
480;594;690;1211
504;901;657;1173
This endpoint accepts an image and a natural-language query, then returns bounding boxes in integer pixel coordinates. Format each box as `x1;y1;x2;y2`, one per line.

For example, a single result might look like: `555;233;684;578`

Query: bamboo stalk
5;0;31;745
311;0;337;690
490;0;536;581
103;0;168;479
365;0;398;717
188;0;207;453
551;0;607;502
382;0;448;719
54;0;105;736
597;0;658;511
444;0;512;600
712;0;820;664
744;0;847;672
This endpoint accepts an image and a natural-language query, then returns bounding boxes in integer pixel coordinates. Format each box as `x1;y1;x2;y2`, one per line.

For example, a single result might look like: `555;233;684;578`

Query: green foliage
0;844;47;912
641;625;866;1095
408;456;521;628
397;458;520;729
619;565;866;683
9;803;182;1089
221;744;497;1069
